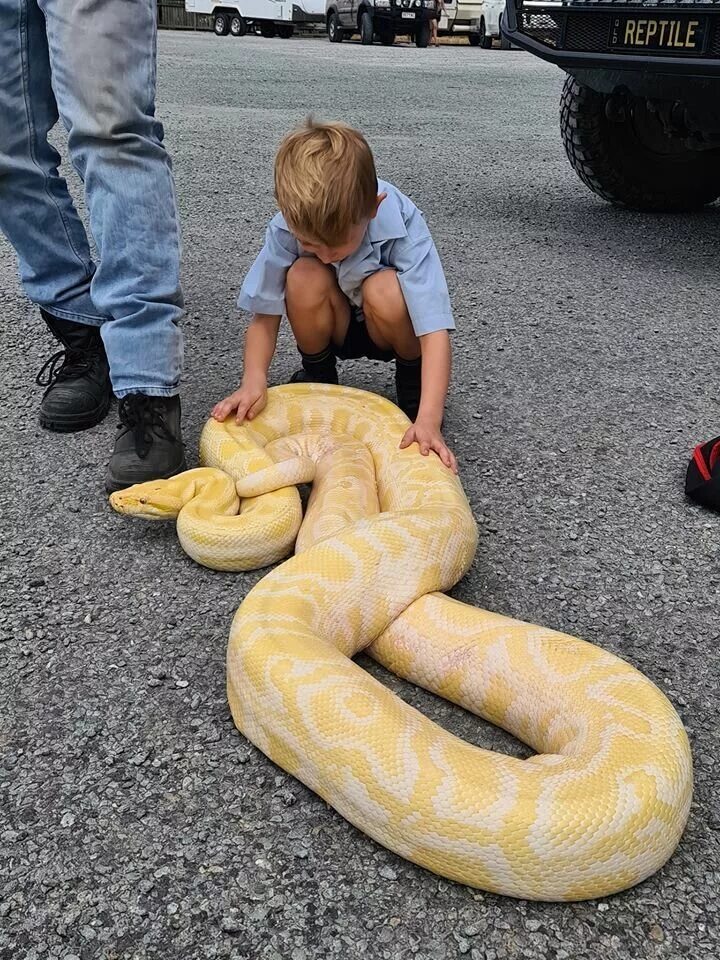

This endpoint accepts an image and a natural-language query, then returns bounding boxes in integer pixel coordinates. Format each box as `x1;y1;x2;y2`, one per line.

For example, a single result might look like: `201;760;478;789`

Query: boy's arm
241;310;281;415
244;313;282;381
400;330;457;473
417;330;451;428
212;313;280;423
213;217;298;423
391;215;457;471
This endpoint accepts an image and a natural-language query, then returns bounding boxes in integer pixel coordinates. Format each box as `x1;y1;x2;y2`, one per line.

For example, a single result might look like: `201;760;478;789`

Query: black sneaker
105;393;187;493
394;355;422;421
37;310;112;432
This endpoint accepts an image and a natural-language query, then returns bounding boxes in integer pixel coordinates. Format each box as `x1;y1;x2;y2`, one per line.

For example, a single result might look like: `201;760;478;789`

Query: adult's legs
40;0;184;399
0;0;104;322
0;0;112;431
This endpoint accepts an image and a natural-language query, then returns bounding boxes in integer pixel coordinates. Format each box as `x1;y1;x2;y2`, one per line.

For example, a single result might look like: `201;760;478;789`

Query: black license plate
610;15;708;52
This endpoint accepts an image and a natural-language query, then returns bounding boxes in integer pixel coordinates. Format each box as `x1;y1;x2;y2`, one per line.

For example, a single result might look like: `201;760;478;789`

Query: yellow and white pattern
110;383;692;901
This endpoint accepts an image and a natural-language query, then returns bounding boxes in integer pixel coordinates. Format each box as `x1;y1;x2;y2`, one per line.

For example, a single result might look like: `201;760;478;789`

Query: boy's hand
399;416;458;474
212;374;268;424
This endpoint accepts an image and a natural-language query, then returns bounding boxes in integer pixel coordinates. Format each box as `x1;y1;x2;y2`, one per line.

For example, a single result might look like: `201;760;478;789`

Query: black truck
326;0;438;47
502;0;720;211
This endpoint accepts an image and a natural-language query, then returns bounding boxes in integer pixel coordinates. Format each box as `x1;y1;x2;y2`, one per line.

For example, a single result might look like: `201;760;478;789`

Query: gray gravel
2;31;719;960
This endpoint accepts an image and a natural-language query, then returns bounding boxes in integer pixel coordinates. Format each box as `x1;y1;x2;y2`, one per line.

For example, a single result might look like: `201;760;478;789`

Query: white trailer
187;0;325;38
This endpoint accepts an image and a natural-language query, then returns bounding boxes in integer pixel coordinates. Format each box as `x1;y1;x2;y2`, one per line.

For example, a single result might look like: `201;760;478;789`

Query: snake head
109;479;184;519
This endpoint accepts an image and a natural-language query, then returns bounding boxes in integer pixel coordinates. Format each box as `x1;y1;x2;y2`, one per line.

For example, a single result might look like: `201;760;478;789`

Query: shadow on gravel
472;194;720;277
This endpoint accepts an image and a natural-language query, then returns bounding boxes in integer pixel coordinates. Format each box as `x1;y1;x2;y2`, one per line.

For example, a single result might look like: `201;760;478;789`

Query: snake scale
110;383;692;901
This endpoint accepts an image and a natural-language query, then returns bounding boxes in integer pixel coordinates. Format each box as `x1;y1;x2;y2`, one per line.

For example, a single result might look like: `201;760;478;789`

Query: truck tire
260;21;277;37
213;12;231;35
360;10;374;45
328;11;344;42
560;76;720;212
276;23;293;38
468;31;481;46
230;13;247;36
415;20;430;47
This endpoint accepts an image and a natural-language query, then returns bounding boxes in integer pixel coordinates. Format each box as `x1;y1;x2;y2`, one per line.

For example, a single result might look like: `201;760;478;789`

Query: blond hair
274;119;378;246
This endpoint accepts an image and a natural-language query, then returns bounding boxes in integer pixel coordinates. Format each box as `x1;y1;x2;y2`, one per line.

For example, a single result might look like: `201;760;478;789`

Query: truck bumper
374;7;438;28
502;1;720;79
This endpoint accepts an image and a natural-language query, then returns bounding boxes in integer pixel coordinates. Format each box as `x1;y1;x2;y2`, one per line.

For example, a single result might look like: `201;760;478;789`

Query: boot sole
105;457;188;495
39;394;113;433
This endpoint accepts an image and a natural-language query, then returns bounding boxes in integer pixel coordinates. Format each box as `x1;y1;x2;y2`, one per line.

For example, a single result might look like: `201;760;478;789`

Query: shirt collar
367;186;408;244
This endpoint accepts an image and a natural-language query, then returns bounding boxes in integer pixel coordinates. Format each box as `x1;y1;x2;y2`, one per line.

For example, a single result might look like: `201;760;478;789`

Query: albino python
110;383;692;901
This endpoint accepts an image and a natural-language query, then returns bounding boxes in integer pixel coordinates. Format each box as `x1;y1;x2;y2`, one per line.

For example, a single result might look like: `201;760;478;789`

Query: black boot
394;354;422;421
289;345;339;385
105;394;187;493
37;310;112;432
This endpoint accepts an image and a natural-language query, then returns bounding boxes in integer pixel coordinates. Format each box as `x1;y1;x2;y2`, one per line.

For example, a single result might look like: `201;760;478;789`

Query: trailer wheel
468;31;481;46
480;19;493;47
230;13;247;36
276;23;294;38
379;28;394;45
415;20;430;47
213;12;231;35
260;21;277;37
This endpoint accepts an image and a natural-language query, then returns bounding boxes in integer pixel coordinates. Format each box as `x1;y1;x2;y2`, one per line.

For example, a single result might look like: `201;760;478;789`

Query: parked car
469;0;506;47
438;0;506;46
326;0;439;47
440;0;481;40
502;0;720;210
187;0;325;38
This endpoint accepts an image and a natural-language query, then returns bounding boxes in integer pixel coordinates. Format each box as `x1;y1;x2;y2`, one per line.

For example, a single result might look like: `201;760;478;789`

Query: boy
213;120;457;473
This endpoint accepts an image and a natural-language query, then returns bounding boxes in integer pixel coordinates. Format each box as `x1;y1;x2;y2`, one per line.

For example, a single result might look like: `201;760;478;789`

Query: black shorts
334;307;394;363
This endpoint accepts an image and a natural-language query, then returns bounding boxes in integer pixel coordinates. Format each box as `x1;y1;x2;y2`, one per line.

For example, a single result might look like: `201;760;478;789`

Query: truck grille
521;11;563;45
564;12;612;48
519;2;720;54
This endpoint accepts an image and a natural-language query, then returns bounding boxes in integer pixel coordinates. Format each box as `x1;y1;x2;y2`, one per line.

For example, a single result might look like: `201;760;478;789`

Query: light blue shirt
238;180;454;337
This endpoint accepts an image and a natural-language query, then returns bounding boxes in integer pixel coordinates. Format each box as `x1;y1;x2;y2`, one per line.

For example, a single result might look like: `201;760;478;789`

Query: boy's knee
286;257;334;304
362;270;403;319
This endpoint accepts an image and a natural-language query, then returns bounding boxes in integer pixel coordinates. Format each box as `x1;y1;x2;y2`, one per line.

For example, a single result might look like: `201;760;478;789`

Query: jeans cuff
114;386;181;399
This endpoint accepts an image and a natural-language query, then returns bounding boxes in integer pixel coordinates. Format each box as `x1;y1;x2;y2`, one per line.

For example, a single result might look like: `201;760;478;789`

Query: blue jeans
0;0;183;397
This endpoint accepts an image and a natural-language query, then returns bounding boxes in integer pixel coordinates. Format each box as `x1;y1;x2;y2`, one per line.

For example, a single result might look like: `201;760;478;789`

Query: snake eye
139;498;147;504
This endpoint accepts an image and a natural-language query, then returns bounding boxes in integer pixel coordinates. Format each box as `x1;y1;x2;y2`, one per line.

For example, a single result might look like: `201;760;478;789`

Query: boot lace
117;395;176;459
36;349;93;388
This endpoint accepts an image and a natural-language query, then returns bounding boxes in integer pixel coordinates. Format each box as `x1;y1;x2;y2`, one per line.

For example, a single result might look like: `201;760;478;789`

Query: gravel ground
2;31;719;960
